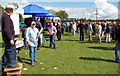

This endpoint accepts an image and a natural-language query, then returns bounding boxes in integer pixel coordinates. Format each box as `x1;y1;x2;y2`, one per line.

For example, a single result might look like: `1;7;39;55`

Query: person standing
92;22;96;35
106;23;111;43
114;23;120;63
48;22;57;49
66;22;69;32
26;21;40;66
78;21;85;41
88;23;93;41
21;24;27;48
61;22;64;34
101;22;105;38
96;23;102;44
2;5;18;68
63;22;66;32
111;22;116;40
36;18;42;49
85;22;88;33
56;22;62;41
69;22;72;33
72;22;76;36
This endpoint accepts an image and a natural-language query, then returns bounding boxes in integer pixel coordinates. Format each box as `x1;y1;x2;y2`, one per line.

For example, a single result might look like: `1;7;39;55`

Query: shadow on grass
18;57;31;65
79;57;114;63
79;41;98;43
88;46;115;50
62;33;70;36
42;46;50;48
61;39;80;42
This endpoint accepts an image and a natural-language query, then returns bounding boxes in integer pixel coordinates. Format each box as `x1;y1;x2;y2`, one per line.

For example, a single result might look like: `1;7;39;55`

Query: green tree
79;18;87;22
48;9;56;16
56;10;68;19
87;18;92;22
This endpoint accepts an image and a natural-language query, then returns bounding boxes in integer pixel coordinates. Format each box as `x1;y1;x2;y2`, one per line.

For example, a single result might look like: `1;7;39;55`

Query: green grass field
1;31;119;74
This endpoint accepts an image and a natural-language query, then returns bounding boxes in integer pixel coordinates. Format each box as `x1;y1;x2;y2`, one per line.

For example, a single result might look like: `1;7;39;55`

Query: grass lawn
0;31;119;74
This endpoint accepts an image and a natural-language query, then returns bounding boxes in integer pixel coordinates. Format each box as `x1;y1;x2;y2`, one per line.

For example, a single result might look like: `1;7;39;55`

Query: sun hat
5;5;14;10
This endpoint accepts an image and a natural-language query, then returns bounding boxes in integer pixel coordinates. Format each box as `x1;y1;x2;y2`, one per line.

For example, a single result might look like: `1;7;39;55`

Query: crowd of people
51;20;120;63
53;20;119;44
1;4;120;73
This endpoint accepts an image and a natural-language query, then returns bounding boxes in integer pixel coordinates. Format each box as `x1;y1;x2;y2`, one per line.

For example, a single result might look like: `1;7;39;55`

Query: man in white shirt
26;21;40;66
97;22;102;44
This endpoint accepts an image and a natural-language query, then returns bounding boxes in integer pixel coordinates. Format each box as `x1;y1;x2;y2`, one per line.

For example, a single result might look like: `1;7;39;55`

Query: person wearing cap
26;21;40;66
2;5;18;69
48;22;57;49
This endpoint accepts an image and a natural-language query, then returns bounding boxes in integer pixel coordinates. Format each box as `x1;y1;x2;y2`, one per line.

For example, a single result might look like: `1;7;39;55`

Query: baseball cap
31;21;36;25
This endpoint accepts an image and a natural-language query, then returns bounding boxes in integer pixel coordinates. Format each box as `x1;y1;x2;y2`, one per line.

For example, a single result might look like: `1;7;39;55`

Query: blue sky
27;0;120;2
1;0;119;19
28;0;119;19
30;2;118;8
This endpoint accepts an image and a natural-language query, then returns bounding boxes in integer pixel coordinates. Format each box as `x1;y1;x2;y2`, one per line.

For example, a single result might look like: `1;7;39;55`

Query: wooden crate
4;63;22;76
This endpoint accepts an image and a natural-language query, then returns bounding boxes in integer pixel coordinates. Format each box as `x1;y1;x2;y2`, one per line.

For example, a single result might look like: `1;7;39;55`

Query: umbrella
53;17;61;21
23;4;49;15
23;4;49;20
36;11;54;17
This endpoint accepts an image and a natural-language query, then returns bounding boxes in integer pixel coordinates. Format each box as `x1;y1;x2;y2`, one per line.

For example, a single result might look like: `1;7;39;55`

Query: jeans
2;36;17;67
24;38;28;48
106;33;111;42
29;46;37;63
78;29;80;34
85;28;87;33
115;41;120;62
73;29;76;36
64;27;66;32
89;32;92;41
50;35;56;49
57;31;61;41
69;26;72;33
80;30;84;41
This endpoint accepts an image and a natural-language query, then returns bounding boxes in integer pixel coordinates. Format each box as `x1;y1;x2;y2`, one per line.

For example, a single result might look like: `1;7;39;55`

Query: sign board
15;39;24;48
11;9;20;35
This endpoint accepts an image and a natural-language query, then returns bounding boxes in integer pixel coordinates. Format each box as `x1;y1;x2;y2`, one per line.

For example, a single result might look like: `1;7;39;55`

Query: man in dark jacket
114;23;120;63
36;18;42;49
2;5;18;69
78;21;85;41
56;21;62;41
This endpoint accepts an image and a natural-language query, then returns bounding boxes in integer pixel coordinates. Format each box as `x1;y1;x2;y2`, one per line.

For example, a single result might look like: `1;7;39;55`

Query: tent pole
32;14;36;21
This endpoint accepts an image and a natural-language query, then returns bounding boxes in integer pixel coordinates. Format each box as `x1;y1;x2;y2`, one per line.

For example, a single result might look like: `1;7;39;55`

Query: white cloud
41;0;118;20
94;0;118;19
0;0;118;19
44;6;96;19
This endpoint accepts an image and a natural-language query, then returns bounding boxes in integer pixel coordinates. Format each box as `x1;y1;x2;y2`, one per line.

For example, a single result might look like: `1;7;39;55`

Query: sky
0;0;119;20
30;2;118;8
